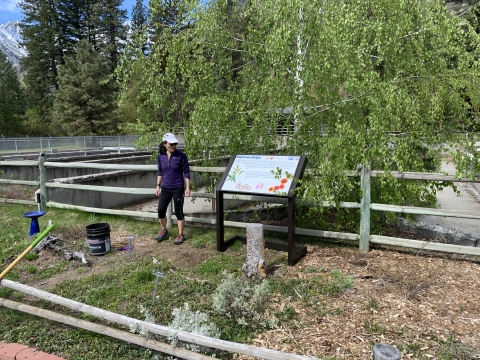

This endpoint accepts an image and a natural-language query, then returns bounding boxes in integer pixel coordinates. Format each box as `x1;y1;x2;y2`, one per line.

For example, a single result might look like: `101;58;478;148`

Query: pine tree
20;0;63;130
56;0;128;73
149;0;192;40
19;0;128;134
131;0;149;33
52;40;119;135
89;0;128;73
0;49;26;135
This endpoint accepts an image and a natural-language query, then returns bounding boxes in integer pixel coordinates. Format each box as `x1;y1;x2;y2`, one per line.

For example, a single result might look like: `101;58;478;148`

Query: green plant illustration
227;165;243;183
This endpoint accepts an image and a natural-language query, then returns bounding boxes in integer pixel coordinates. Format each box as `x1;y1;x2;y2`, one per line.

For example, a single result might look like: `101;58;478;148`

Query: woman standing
154;133;191;245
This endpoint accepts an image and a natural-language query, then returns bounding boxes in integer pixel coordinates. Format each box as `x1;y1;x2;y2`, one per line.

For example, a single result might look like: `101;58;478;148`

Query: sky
0;0;149;24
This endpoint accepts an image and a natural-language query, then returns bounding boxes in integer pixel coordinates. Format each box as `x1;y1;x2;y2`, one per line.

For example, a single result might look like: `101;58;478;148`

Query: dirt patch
24;215;433;293
23;228;217;291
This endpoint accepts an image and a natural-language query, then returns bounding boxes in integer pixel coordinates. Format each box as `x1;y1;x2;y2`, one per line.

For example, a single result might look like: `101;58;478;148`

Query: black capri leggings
158;186;185;221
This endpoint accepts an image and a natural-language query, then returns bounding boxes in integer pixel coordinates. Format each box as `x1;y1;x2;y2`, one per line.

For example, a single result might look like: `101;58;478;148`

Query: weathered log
34;235;88;265
242;223;266;278
33;236;52;253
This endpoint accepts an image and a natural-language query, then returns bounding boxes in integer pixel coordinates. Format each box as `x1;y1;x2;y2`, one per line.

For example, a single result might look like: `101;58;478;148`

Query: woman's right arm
156;176;162;197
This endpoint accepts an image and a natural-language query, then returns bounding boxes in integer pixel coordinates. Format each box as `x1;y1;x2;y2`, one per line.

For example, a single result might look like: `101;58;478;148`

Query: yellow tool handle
0;224;55;281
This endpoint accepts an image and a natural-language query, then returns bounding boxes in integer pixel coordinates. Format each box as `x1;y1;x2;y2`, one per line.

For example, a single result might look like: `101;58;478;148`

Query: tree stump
242;223;266;278
372;344;401;360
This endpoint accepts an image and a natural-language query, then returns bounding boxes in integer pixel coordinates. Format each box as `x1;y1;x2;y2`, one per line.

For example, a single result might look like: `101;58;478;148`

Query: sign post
216;154;307;265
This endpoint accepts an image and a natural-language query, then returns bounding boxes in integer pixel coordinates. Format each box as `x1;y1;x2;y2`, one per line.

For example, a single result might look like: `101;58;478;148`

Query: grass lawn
0;203;479;360
0;204;324;359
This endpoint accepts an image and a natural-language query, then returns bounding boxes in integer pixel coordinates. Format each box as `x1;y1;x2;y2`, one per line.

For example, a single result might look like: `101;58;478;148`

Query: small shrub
437;333;479;360
168;303;220;354
129;305;157;340
283;306;298;320
364;319;384;335
212;271;275;328
129;305;162;360
130;303;220;359
330;269;354;290
397;342;422;357
89;213;99;224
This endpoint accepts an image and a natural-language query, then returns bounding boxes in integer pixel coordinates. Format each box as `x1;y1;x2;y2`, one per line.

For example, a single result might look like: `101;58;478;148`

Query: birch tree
119;0;480;212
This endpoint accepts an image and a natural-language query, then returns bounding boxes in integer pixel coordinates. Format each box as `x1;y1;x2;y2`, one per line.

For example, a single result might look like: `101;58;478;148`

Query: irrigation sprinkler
125;235;135;259
152;271;165;305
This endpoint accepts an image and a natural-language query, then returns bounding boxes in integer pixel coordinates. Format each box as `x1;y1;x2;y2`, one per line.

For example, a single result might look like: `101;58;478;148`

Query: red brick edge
0;341;64;360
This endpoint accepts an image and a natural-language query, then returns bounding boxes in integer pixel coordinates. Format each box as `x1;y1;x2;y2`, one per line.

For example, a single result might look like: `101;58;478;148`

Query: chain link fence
0;135;151;155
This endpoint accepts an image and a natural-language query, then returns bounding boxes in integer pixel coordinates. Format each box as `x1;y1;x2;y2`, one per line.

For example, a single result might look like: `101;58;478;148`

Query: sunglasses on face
168;142;178;146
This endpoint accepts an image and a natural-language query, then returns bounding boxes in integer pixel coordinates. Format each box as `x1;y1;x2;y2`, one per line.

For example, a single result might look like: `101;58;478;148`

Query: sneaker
174;234;185;245
154;229;169;242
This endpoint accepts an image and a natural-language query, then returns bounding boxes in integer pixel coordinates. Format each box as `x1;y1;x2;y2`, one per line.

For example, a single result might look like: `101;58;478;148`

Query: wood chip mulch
235;244;480;359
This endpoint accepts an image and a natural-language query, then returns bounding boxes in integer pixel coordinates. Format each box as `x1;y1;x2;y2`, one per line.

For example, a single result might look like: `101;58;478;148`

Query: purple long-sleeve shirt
157;150;190;188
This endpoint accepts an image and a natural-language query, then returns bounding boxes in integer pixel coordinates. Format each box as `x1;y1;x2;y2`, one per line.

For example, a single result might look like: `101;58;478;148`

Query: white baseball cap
163;133;179;144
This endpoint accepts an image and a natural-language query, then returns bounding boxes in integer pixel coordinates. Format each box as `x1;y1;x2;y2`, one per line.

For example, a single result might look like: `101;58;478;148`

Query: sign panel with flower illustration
219;155;305;196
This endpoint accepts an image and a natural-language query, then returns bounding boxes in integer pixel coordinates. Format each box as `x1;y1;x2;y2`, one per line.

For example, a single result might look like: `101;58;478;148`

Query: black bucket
86;223;111;255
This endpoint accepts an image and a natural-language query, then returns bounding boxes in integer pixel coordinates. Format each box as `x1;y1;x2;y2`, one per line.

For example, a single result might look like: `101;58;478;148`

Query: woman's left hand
185;187;191;198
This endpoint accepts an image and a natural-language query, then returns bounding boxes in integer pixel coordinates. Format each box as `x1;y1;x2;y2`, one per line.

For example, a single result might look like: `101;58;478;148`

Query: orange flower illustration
279;184;285;189
280;178;289;184
268;187;274;192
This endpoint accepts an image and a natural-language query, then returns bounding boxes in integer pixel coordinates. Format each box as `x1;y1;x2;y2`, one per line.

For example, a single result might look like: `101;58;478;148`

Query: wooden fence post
359;163;371;252
38;153;48;210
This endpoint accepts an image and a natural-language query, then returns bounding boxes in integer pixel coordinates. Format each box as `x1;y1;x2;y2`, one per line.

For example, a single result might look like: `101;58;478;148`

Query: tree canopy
19;0;127;135
52;40;119;135
119;0;480;206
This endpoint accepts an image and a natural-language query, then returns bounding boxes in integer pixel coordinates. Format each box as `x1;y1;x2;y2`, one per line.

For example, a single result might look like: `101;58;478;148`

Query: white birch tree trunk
293;6;306;136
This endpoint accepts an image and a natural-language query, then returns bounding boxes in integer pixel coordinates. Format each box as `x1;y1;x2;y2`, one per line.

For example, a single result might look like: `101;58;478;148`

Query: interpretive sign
216;154;307;266
219;154;304;197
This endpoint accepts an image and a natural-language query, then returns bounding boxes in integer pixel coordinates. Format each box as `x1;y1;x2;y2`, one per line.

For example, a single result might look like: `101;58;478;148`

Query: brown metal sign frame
215;154;307;265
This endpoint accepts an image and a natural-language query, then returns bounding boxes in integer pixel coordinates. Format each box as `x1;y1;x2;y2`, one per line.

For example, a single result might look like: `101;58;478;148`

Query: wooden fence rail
1;154;480;256
0;279;315;360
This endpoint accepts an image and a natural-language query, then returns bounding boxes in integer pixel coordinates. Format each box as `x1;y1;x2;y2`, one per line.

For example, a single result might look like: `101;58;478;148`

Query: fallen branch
34;235;88;265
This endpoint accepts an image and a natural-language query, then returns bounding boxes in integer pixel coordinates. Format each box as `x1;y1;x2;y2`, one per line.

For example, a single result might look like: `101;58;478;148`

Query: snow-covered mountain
0;21;27;71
